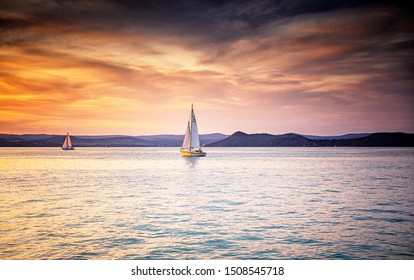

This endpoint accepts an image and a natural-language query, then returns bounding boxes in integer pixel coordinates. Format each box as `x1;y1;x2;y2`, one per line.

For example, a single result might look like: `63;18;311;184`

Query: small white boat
62;132;75;150
180;104;206;157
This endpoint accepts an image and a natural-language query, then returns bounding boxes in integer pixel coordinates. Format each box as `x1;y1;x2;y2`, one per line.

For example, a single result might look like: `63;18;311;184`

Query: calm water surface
0;147;413;259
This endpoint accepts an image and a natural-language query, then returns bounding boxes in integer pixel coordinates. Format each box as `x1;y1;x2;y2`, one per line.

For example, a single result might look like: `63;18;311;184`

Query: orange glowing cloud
0;0;413;135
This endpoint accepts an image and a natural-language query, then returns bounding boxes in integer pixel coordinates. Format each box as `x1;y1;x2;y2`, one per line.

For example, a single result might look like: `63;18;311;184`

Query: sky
0;0;413;136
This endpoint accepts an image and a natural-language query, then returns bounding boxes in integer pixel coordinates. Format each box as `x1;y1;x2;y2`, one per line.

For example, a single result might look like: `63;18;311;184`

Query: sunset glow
1;0;413;135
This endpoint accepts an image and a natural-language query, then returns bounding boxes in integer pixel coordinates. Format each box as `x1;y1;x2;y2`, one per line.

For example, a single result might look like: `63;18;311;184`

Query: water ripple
1;147;413;259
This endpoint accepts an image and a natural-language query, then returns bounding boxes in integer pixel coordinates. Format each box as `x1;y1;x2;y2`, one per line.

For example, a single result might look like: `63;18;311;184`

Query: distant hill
206;132;414;147
328;132;414;147
206;131;314;147
0;135;154;147
0;133;228;147
138;133;228;146
1;132;412;147
303;133;371;140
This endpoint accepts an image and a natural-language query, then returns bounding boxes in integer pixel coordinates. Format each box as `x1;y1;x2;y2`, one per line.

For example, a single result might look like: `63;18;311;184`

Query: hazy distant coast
206;132;414;147
0;132;413;147
0;133;227;147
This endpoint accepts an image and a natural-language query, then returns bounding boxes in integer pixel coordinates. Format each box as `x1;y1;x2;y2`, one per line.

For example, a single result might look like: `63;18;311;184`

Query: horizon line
1;131;413;137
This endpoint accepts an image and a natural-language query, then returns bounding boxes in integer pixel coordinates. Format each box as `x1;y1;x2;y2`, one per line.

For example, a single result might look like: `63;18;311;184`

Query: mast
190;103;193;149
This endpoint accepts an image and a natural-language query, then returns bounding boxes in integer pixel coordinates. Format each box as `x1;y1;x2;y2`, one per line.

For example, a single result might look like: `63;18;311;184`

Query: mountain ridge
0;132;413;147
206;132;414;147
0;133;228;147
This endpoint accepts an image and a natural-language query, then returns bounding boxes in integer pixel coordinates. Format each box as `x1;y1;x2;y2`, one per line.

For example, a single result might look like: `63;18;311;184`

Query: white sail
190;107;201;148
182;121;191;149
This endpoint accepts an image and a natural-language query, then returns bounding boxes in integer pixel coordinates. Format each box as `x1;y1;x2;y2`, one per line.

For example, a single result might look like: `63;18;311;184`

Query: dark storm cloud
1;0;410;43
1;0;412;76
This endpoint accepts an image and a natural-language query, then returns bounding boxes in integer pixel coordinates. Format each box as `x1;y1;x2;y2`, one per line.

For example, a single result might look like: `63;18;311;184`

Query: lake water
0;147;413;260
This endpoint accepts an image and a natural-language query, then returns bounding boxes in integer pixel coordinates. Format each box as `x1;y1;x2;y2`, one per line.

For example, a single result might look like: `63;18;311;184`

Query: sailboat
180;104;206;157
62;132;74;150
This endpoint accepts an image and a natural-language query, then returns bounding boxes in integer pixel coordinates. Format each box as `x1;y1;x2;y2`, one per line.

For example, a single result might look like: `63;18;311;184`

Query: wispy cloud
0;0;412;134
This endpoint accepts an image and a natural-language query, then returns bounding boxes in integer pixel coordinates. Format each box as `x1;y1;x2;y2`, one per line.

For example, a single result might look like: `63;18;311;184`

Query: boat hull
61;147;74;150
180;149;206;157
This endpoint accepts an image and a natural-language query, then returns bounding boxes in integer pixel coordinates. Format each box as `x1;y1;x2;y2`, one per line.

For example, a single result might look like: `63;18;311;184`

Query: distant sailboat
180;104;206;157
62;132;74;150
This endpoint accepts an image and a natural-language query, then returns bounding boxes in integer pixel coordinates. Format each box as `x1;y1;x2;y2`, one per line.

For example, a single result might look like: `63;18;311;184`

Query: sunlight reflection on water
0;147;413;259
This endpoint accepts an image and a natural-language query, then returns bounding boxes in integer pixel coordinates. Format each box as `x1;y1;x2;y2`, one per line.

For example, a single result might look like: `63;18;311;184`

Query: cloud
0;0;413;134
